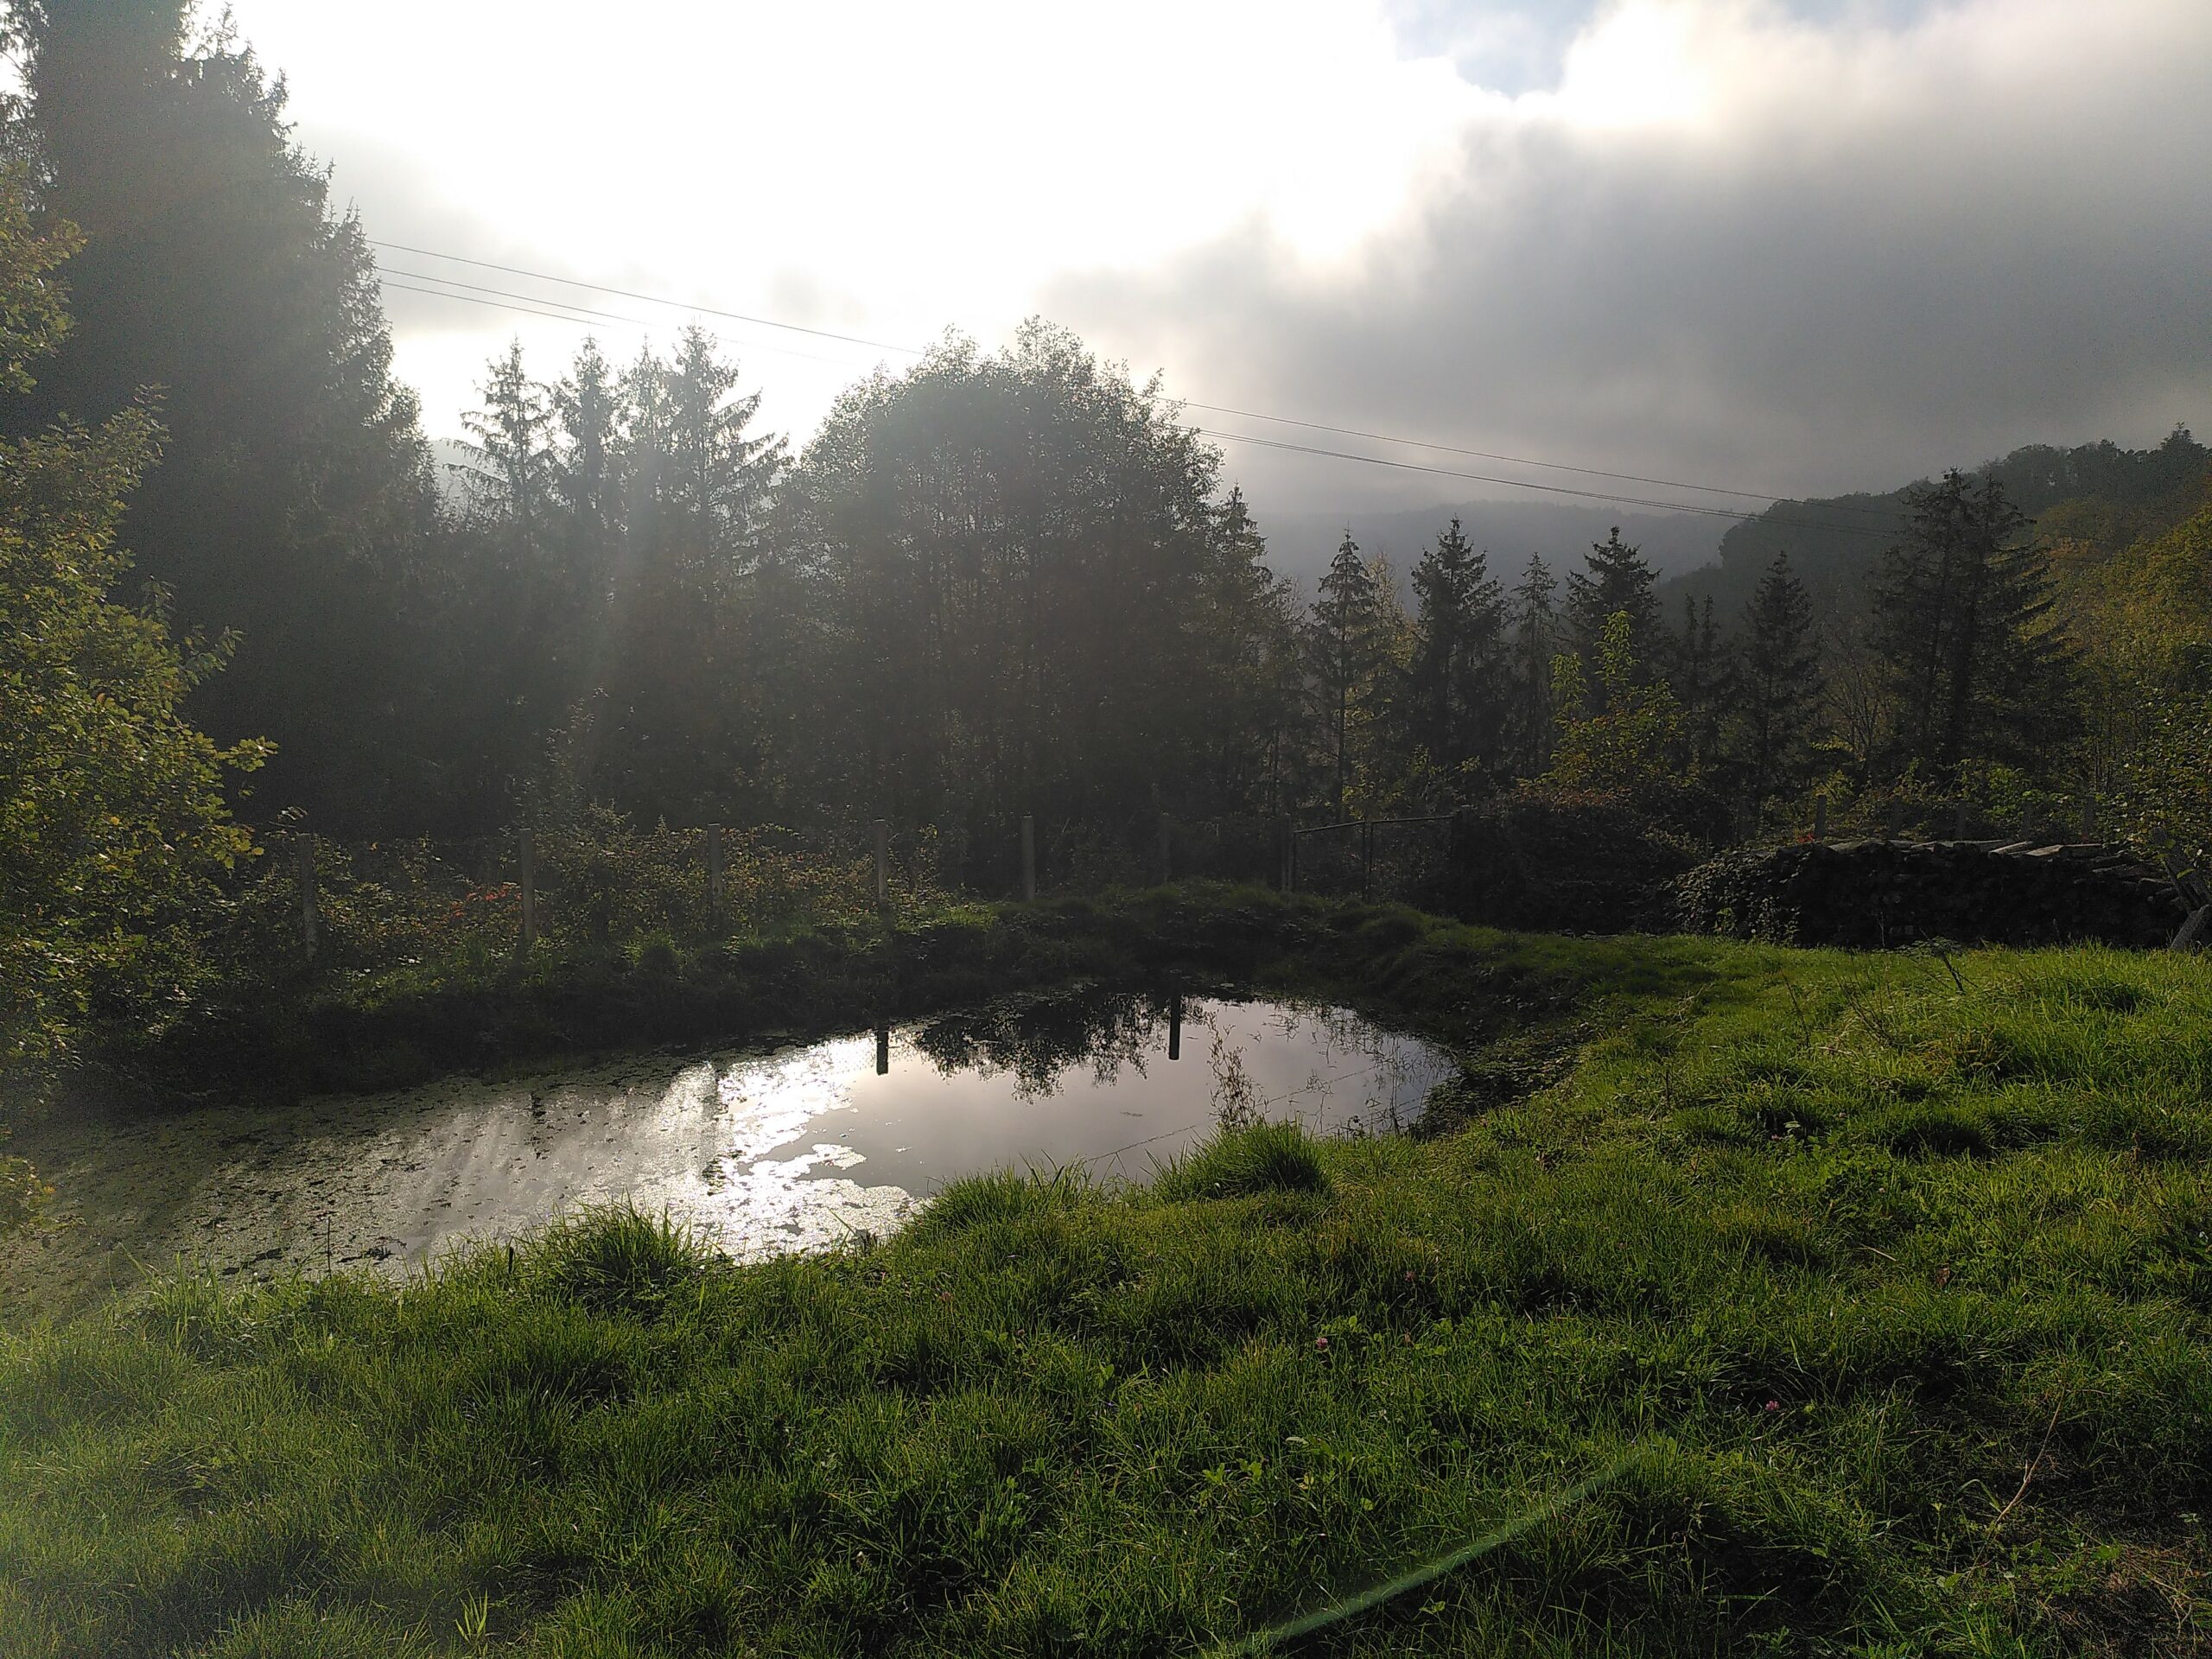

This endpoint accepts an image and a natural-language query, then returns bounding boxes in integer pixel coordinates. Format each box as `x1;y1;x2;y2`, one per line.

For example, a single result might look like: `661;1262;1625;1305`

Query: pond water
2;991;1453;1310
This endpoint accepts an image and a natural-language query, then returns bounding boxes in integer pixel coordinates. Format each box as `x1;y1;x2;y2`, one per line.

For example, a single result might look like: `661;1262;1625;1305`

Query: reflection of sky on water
6;995;1454;1297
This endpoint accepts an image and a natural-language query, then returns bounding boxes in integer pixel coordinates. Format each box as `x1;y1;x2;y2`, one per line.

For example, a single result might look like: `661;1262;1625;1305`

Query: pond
2;991;1455;1310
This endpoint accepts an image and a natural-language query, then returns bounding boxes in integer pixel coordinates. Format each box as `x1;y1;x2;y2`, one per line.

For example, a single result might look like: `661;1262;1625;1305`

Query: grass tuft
1154;1120;1332;1201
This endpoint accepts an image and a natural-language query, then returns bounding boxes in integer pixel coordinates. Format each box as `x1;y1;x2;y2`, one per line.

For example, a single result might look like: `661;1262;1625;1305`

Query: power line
1183;400;1891;516
370;239;920;358
371;242;1902;539
377;277;885;371
1196;428;1901;541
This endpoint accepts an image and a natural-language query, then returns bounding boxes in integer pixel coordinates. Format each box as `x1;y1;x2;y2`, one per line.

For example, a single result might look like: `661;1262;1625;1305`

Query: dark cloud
1052;3;2212;516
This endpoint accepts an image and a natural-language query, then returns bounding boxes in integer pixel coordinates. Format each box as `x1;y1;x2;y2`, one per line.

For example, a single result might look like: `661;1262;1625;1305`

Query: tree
1668;592;1727;773
1403;518;1506;779
1311;531;1382;814
775;321;1268;858
1544;611;1686;804
0;168;259;1229
1726;551;1821;816
4;0;434;829
1870;470;2077;783
1564;527;1660;670
1503;554;1559;776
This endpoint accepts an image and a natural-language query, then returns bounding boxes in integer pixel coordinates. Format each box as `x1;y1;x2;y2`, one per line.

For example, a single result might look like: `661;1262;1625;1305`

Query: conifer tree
1504;553;1559;775
1404;518;1506;776
1871;471;2077;781
1728;551;1821;815
1311;532;1381;813
5;0;433;828
1565;527;1661;671
1668;592;1728;771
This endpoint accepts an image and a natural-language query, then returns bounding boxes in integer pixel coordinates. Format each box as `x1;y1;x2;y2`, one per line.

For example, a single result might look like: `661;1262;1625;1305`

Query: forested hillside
3;0;2210;1065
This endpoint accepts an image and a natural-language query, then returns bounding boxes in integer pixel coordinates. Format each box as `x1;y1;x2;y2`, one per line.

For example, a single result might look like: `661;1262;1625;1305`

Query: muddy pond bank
5;988;1452;1313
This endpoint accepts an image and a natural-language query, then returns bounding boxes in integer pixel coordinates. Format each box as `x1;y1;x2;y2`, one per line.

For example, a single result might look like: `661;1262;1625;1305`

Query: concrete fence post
705;823;724;930
1813;795;1828;840
518;829;536;954
1020;814;1036;902
296;835;319;963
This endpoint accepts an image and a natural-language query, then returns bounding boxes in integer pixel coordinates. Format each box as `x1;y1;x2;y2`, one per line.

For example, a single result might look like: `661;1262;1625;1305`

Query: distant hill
1250;499;1726;594
1662;428;2209;625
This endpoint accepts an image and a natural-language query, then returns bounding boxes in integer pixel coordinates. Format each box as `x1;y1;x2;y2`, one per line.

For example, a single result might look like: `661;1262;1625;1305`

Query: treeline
6;0;2212;879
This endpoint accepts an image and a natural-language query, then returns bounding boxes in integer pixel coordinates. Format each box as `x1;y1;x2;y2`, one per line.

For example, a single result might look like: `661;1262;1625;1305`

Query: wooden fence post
705;823;724;931
296;834;319;963
874;819;889;910
1020;815;1036;903
518;829;536;954
1157;814;1172;886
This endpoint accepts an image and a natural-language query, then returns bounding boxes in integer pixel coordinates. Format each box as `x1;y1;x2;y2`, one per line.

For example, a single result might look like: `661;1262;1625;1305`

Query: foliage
8;926;2212;1652
1544;613;1687;803
1871;471;2078;783
1562;525;1660;667
1725;550;1822;818
5;0;435;829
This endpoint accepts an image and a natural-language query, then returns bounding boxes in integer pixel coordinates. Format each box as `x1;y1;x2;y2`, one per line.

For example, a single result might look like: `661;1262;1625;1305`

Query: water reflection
3;989;1454;1306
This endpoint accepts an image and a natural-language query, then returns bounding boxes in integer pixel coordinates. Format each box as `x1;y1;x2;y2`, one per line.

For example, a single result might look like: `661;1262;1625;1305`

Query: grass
4;899;2211;1655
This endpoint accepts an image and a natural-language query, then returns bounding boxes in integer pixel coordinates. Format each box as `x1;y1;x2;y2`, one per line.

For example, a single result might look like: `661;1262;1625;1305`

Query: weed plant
4;905;2209;1654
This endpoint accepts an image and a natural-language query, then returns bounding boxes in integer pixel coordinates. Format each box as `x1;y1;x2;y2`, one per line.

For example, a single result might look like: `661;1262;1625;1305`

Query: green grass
6;905;2211;1655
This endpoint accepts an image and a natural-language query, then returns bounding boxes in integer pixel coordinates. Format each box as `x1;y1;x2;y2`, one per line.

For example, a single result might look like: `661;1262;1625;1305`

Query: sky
227;0;2212;522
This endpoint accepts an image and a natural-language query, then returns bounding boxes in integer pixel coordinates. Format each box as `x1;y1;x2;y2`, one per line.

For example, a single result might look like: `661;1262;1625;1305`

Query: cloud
1050;0;2212;511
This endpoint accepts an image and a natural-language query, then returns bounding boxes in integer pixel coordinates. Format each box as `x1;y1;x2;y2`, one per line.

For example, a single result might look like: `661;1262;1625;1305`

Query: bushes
1675;837;2186;948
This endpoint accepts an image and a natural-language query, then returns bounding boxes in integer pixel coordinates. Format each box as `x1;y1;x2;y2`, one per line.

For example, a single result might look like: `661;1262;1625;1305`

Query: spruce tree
1565;527;1660;670
1871;470;2077;781
6;0;433;827
1311;532;1381;813
1404;518;1505;775
1504;553;1559;776
1729;551;1821;814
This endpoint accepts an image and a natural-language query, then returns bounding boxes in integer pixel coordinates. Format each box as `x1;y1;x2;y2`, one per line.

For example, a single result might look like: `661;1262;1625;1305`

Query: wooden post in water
874;1018;890;1076
1157;814;1172;886
705;823;724;931
874;818;889;910
1167;991;1182;1061
1813;795;1828;840
296;835;319;963
518;829;536;954
1020;814;1036;902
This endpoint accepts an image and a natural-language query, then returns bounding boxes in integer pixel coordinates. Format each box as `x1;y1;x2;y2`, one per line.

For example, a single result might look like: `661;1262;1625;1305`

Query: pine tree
1565;527;1661;671
1504;553;1559;776
1310;531;1381;814
1728;551;1821;815
1871;471;2077;781
1404;518;1506;777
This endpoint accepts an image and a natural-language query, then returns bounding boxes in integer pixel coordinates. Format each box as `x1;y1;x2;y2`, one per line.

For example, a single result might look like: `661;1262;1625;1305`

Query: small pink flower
1764;1400;1781;1412
1315;1336;1329;1351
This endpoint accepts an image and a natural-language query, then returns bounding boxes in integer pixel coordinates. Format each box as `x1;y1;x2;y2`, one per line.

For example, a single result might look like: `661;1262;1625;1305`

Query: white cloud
232;0;2212;512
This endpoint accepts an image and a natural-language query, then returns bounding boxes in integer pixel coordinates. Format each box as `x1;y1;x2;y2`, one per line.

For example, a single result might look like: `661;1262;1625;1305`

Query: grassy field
3;893;2209;1656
